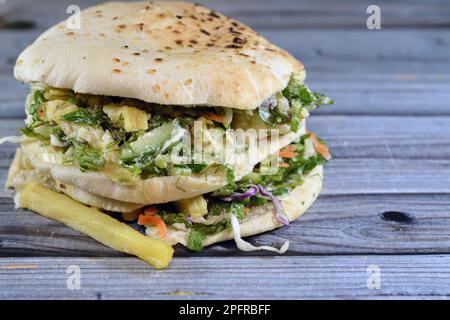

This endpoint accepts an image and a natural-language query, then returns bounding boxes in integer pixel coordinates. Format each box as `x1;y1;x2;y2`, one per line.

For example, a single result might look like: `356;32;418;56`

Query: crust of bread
14;1;302;109
163;165;323;247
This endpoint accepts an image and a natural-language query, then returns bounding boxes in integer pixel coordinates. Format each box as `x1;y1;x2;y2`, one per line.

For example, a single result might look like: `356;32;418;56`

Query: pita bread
163;165;323;247
14;1;302;109
19;124;304;204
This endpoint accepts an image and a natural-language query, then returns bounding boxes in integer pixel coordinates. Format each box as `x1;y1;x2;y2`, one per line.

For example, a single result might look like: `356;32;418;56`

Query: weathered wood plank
3;74;450;117
310;74;450;116
1;115;450;167
1;194;450;257
1;255;449;299
2;0;450;30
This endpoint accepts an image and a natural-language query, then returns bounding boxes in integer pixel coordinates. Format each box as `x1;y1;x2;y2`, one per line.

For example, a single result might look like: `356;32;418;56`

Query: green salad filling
20;73;332;179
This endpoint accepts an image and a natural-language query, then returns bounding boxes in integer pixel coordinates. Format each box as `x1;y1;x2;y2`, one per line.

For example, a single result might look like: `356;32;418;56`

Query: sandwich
3;1;333;268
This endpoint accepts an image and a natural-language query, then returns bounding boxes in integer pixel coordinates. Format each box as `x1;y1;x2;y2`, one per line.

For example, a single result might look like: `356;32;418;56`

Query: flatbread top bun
14;1;303;110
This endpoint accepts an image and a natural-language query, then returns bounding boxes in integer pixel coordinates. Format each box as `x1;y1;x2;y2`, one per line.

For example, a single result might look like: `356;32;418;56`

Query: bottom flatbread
163;165;323;247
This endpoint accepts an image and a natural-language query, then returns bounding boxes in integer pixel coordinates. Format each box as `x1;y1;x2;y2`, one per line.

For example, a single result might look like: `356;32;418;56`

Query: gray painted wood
1;255;449;299
1;194;449;257
0;0;449;300
2;0;450;30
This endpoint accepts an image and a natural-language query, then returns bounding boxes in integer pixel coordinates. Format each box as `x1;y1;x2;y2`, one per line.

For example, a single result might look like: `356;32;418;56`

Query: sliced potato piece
19;183;173;269
45;100;78;122
175;195;208;218
103;104;148;132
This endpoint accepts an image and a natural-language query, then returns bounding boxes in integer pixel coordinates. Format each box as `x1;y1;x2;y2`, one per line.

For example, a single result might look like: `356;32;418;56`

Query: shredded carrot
138;215;167;238
204;112;224;124
281;145;297;153
279;150;297;159
279;162;290;168
310;133;332;160
144;206;158;216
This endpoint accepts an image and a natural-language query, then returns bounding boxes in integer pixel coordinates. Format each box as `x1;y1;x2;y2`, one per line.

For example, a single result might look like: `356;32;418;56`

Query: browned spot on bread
147;69;157;75
153;84;161;92
184;79;193;85
233;37;246;44
112;58;121;63
154;58;163;62
132;52;141;56
113;69;122;73
209;11;220;19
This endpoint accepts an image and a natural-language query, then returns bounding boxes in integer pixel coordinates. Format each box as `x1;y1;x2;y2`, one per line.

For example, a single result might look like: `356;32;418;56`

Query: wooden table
0;0;449;299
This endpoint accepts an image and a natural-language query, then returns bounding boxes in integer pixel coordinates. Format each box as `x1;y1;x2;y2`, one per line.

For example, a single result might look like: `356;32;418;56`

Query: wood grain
1;255;449;299
0;0;449;300
1;194;450;257
2;0;449;30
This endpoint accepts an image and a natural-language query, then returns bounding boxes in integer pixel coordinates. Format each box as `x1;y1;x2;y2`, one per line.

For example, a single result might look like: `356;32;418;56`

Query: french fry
19;182;174;269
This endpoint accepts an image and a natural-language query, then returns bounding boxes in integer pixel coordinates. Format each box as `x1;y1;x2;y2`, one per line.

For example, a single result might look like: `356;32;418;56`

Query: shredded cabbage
230;214;289;254
0;136;28;145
